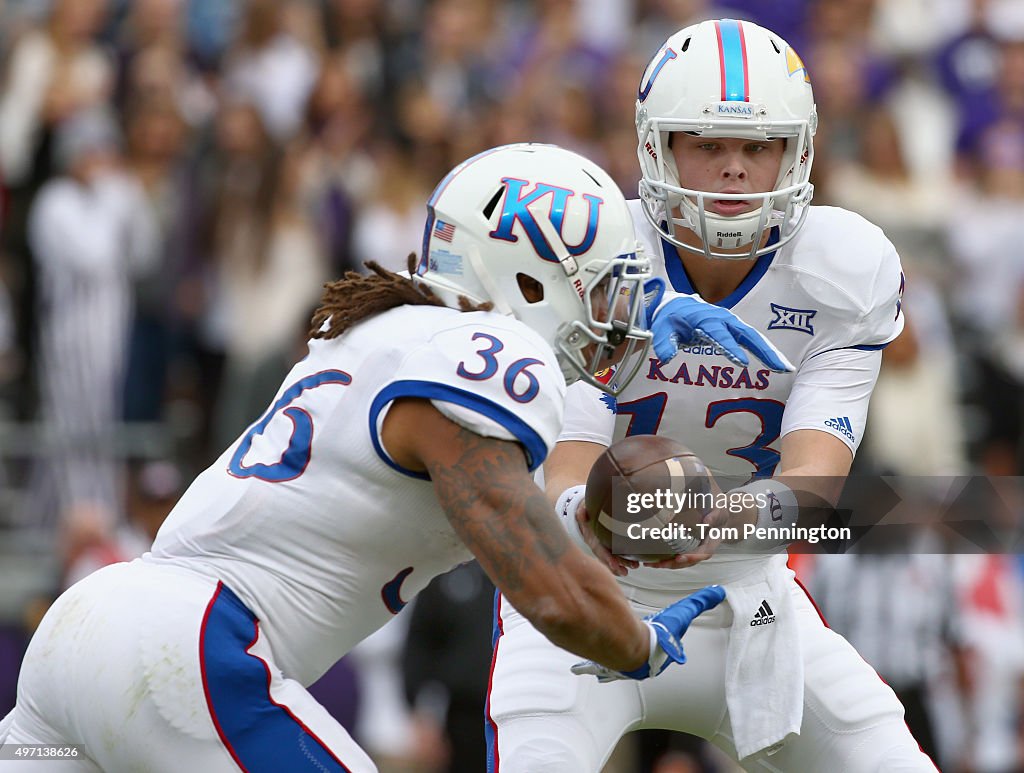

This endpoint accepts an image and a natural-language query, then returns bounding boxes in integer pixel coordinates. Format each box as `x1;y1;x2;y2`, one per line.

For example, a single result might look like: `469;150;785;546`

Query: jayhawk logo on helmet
786;47;810;83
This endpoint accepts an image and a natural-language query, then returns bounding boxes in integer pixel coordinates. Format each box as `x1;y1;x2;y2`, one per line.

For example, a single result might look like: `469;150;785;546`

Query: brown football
584;435;713;561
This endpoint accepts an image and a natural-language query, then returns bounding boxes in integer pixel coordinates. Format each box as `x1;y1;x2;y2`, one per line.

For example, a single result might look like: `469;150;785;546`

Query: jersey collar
660;226;780;309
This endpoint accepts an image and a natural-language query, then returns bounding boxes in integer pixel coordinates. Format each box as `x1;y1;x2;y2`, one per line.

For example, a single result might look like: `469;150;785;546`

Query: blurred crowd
1;0;1024;770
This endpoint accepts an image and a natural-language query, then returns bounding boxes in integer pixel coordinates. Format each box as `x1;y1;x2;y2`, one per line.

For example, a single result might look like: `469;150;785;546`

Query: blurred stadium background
0;0;1023;770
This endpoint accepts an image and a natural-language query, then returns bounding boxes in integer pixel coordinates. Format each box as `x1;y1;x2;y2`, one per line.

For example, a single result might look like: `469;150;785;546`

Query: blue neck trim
660;227;780;309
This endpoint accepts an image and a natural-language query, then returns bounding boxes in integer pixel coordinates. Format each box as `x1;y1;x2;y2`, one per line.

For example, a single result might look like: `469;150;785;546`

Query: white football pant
487;577;937;772
1;560;376;773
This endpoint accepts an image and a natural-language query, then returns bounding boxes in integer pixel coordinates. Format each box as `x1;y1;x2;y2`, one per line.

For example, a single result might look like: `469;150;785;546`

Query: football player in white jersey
0;143;798;772
486;21;938;772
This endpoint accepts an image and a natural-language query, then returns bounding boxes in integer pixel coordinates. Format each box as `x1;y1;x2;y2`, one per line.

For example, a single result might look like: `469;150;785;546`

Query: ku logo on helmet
489;178;603;264
638;47;678;103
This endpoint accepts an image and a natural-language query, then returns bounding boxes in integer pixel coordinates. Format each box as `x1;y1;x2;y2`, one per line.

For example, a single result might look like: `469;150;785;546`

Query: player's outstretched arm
382;398;704;673
709;428;854;535
544;440;641;577
542;440;606;509
570;585;725;681
646;428;855;568
774;428;853;511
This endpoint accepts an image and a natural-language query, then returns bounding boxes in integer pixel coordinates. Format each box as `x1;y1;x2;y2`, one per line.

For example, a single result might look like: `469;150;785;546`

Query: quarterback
486;21;937;772
0;143;795;772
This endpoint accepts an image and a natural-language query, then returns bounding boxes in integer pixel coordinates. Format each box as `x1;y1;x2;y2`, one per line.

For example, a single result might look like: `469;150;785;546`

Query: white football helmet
636;19;817;259
415;143;652;396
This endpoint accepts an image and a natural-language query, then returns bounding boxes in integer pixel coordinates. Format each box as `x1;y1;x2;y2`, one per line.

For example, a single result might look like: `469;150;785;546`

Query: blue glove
645;280;793;372
570;585;726;682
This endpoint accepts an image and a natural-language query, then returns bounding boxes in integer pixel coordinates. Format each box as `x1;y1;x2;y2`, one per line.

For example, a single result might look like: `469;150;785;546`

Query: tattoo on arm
425;425;569;594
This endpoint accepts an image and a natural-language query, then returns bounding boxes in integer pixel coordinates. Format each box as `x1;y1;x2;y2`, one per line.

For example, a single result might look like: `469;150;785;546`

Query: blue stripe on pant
200;582;352;773
485;589;503;773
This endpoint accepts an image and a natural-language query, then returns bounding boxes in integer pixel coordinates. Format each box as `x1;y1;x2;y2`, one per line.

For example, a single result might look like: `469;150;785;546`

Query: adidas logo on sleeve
824;416;855;442
750;600;775;626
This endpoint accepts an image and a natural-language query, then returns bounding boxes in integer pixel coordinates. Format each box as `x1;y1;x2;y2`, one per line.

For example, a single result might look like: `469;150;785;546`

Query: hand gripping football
585;435;713;561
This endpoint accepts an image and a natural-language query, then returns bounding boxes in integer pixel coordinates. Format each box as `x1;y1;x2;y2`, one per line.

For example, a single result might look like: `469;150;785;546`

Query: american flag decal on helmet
434;220;456;242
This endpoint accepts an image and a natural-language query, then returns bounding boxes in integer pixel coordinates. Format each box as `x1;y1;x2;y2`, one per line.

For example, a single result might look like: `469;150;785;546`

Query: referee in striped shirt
26;107;157;547
807;537;962;764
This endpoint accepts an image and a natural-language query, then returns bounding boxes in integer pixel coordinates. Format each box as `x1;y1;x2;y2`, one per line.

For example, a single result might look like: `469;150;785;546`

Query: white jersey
149;304;565;686
559;202;905;589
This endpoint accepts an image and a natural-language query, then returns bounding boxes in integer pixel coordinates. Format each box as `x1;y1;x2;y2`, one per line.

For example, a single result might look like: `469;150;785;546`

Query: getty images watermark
605;474;1024;556
621;487;851;546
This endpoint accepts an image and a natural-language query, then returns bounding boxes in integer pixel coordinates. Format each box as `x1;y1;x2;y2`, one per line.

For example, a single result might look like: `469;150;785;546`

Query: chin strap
684;193;772;252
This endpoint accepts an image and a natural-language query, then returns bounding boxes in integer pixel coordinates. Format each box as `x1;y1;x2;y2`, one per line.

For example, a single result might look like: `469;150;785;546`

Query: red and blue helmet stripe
715;19;749;102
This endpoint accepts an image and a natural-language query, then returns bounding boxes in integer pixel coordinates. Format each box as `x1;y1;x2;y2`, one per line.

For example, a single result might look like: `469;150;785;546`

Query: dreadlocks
309;254;492;340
